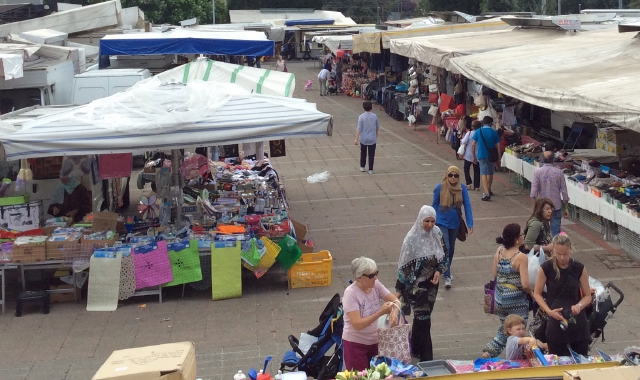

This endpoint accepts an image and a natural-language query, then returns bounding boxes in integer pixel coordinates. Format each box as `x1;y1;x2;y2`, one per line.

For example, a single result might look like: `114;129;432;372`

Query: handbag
428;92;438;104
456;206;468;242
479;128;499;163
378;305;412;363
428;105;439;116
457;143;466;156
283;65;288;72
483;277;497;314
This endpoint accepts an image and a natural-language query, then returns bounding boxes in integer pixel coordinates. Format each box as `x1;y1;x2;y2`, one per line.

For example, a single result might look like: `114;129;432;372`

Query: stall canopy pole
172;149;182;229
212;0;216;24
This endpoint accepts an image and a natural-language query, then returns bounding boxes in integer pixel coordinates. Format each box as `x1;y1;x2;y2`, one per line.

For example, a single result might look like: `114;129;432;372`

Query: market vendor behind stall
48;177;91;223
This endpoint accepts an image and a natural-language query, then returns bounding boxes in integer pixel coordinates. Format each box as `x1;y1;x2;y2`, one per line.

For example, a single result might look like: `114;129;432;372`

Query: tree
631;0;640;7
415;0;431;16
87;0;228;25
226;0;324;10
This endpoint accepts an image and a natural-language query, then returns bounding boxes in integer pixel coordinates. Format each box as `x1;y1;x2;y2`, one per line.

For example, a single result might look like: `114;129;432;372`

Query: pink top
342;279;392;345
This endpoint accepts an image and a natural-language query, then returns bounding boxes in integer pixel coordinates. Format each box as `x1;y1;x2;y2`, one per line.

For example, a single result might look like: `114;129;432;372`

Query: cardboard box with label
564;365;640;380
92;341;196;380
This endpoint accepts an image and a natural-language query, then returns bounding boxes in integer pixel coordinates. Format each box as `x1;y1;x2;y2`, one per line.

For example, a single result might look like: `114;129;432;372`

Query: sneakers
445;277;452;289
482;193;491;201
369;170;373;174
489;190;494;196
360;167;365;172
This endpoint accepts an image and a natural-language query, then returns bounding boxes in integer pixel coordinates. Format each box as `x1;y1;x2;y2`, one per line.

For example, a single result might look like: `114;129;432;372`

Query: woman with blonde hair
533;234;591;356
275;55;286;72
431;166;474;289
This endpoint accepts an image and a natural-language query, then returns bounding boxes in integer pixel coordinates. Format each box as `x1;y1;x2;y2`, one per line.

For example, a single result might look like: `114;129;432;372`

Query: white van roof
75;68;150;78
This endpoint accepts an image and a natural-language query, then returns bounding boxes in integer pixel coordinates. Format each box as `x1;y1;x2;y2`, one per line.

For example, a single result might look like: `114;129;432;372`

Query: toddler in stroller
327;72;338;95
280;294;343;380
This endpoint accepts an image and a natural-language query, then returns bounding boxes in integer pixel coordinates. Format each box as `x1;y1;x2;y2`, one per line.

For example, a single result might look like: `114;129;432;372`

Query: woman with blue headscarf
48;177;90;223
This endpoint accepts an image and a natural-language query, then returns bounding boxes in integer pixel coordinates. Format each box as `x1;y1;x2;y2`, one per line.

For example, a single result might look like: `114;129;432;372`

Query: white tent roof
352;18;510;53
389;28;568;73
229;10;356;25
449;28;640;132
0;81;332;160
141;58;296;97
311;35;353;53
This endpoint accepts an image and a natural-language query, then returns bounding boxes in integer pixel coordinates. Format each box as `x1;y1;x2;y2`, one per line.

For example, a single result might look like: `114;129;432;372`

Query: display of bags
428;92;438;104
133;240;173;289
378;305;412;364
484;277;497;314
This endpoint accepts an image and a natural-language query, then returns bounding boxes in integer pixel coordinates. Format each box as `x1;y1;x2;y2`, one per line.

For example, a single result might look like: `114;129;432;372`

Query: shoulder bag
378;304;412;363
479;127;499;163
456;205;468;242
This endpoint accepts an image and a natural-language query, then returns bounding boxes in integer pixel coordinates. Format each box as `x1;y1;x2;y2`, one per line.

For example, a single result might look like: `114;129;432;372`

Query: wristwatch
577;302;583;310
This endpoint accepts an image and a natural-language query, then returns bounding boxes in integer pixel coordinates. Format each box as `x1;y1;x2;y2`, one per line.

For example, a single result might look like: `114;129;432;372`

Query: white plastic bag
457;143;466;156
527;247;546;289
307;171;330;183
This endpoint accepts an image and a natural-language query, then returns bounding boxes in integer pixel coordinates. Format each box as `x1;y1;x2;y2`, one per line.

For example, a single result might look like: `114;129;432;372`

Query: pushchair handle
287;335;306;358
606;282;624;308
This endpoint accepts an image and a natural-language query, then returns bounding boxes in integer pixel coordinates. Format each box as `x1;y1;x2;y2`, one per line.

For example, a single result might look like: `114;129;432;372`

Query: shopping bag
527;247;546;290
133;240;173;289
163;240;202;287
378;307;412;363
484;277;497;315
457;143;466;156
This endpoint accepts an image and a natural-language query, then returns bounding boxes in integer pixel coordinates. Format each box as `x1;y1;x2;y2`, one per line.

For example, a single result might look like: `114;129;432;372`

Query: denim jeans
438;225;459;279
550;209;563;237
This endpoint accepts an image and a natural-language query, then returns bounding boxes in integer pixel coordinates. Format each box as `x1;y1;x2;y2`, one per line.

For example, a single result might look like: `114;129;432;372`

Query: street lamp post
212;0;216;24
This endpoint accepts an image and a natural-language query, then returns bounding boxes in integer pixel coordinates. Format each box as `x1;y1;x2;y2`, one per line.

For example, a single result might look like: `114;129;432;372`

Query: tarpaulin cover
449;28;640;132
389;28;567;73
144;58;296;97
100;29;274;57
311;35;353;53
352;19;509;53
0;80;332;160
0;53;23;80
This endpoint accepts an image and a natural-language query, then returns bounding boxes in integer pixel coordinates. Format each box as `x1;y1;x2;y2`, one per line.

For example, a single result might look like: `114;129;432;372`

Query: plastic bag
307;171;330;183
589;276;608;303
528;247;546;290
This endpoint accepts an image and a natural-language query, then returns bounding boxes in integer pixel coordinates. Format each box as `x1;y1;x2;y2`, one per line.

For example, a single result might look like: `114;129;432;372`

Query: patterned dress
483;248;530;357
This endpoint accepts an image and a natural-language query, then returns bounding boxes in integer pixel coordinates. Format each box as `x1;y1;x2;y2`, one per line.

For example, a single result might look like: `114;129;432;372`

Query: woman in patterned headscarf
396;205;448;361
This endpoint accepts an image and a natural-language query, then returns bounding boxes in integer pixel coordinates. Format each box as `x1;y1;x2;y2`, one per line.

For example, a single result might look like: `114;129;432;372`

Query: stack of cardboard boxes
596;126;640;157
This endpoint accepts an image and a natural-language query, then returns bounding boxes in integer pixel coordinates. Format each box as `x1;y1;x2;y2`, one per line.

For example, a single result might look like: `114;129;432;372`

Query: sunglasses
362;271;379;279
448;173;460;178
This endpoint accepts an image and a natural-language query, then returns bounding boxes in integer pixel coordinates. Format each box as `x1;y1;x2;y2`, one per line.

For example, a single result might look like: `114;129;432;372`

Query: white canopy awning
311;35;353;53
352;19;510;53
140;58;296;97
449;29;640;132
389;28;568;73
0;80;332;160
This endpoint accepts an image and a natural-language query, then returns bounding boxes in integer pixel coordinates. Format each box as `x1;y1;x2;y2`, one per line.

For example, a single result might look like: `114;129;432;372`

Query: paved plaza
0;60;639;380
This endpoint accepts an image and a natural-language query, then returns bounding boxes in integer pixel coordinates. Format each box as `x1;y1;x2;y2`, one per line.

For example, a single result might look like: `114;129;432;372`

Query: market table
500;152;640;237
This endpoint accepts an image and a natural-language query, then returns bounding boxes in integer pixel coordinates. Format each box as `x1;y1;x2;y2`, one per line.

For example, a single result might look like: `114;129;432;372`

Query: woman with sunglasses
396;205;448;361
432;166;474;289
482;223;532;358
342;257;400;371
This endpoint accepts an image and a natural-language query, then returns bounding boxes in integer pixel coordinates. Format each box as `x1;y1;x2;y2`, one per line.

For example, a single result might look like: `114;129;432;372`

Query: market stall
311;35;353;54
0;60;333;312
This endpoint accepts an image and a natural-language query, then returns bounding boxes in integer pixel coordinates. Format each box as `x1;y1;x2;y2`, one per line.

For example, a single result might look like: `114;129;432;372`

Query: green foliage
87;0;228;25
429;0;481;14
630;0;640;7
415;0;431;16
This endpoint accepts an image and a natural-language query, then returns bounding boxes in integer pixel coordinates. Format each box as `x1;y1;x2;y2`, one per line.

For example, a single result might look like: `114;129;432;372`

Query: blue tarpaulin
284;19;335;26
100;30;274;57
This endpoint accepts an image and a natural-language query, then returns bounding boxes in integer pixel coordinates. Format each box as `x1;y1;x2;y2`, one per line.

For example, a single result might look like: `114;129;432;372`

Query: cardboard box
291;219;314;254
91;212;119;232
564;366;640;380
46;239;79;260
607;141;625;155
596;138;608;151
49;284;81;303
92;341;196;380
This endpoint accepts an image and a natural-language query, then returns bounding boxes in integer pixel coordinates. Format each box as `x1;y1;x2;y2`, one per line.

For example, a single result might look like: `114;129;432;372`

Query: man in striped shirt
530;151;569;237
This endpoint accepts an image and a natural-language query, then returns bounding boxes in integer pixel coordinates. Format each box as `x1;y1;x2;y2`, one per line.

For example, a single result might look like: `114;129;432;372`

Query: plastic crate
577;208;603;233
619;226;640;261
288;250;332;289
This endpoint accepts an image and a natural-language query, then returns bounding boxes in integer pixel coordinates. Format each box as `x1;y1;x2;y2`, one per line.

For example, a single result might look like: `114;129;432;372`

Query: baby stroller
280;294;343;380
327;73;338;96
587;281;624;349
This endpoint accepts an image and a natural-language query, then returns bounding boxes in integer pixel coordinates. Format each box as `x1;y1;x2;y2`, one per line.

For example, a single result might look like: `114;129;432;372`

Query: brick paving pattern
0;60;639;380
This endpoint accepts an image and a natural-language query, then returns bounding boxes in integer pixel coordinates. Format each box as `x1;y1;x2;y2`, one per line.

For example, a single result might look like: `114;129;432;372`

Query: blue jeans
438;225;459;279
550;209;563;237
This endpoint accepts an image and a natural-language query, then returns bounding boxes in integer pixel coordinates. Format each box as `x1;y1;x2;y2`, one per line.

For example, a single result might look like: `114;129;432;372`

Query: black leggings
411;318;433;361
464;159;480;189
547;339;589;357
360;143;376;171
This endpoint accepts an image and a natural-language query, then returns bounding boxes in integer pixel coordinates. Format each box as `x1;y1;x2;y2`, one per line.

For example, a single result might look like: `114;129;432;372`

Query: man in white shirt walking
318;68;330;96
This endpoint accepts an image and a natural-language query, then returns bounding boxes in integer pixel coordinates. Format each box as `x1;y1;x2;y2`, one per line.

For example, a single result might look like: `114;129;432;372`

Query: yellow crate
288;250;332;289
